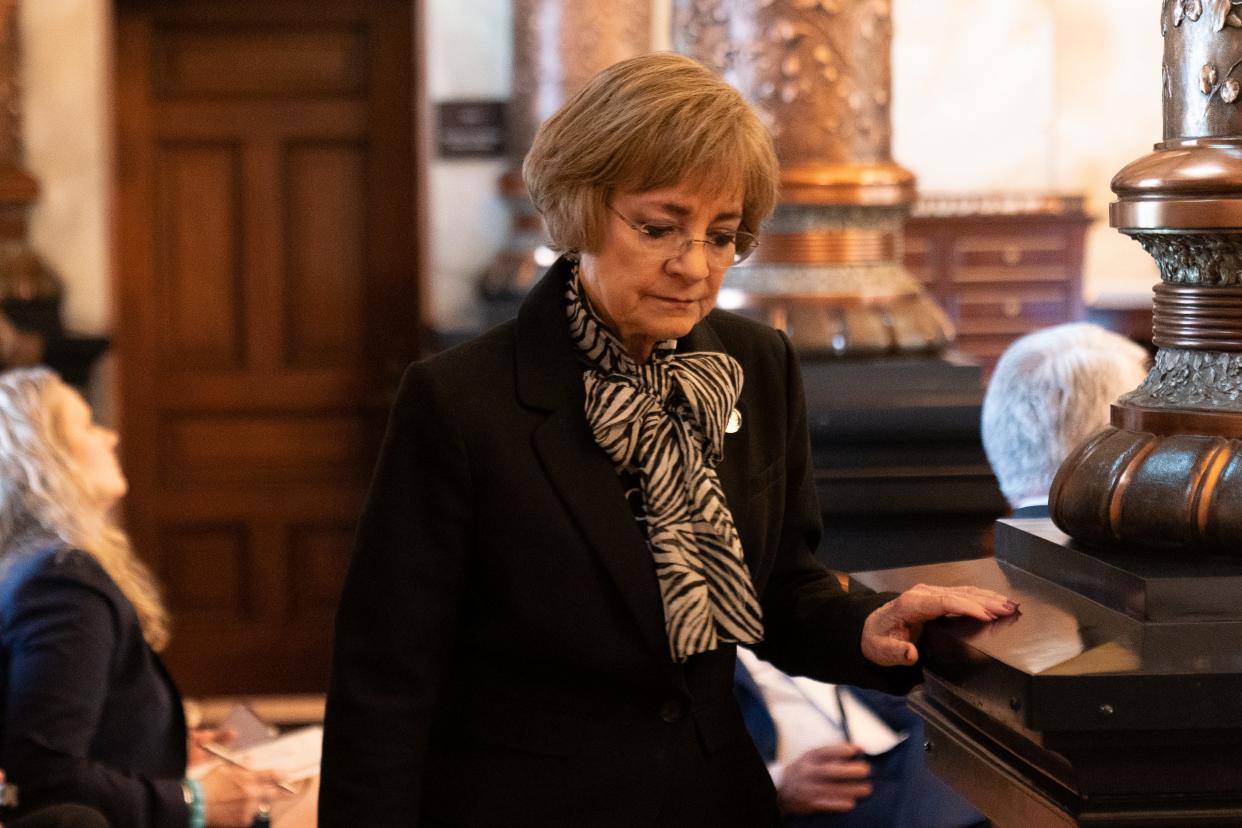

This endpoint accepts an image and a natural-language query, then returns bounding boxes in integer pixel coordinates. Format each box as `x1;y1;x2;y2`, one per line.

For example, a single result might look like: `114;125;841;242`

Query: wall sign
436;100;507;158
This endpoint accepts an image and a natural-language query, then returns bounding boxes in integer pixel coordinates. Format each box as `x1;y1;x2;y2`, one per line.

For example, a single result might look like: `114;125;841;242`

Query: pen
198;741;299;795
833;685;853;746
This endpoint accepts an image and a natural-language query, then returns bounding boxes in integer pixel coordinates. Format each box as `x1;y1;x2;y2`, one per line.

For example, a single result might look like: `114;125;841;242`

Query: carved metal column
480;0;651;300
673;0;951;355
1050;0;1242;552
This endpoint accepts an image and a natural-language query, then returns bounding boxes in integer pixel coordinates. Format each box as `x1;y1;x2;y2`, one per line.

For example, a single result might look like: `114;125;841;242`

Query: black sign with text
436;100;507;158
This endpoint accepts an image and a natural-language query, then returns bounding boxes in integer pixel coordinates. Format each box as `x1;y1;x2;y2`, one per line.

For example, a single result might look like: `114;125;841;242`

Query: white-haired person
981;323;1150;518
0;369;290;827
320;52;1016;827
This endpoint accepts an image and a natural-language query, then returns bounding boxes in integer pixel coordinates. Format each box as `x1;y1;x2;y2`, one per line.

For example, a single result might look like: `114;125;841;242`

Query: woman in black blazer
0;369;284;827
320;53;1015;827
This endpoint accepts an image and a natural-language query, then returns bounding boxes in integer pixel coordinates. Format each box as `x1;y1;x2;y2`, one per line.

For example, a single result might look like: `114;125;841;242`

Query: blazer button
659;699;684;723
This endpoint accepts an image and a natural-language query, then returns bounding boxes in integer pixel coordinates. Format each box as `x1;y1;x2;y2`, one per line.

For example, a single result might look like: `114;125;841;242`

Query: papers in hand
191;725;322;785
235;726;323;784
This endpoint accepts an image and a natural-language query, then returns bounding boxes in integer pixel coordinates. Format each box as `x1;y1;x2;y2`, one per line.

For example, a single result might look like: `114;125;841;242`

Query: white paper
237;726;323;783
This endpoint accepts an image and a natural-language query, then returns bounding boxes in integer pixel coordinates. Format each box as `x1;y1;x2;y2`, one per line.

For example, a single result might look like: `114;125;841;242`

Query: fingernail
1004;600;1019;611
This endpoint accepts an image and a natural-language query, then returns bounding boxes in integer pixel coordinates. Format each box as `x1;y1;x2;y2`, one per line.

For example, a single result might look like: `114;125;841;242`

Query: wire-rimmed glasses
607;205;759;267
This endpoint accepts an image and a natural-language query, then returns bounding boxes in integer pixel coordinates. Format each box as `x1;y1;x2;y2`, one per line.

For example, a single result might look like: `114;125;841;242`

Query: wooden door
115;0;423;694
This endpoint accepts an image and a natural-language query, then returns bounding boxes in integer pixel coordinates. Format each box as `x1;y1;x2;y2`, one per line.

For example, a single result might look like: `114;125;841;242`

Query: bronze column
673;0;951;354
1051;0;1242;552
482;0;651;298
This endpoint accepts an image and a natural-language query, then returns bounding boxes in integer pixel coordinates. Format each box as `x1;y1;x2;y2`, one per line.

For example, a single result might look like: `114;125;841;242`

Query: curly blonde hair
523;52;780;255
0;368;169;650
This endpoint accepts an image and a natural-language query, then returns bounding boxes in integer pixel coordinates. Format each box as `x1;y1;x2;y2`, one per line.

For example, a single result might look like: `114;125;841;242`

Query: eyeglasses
607;205;759;267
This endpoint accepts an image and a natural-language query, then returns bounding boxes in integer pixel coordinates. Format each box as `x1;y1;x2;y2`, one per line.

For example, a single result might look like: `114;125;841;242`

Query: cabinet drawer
953;284;1070;335
953;235;1071;283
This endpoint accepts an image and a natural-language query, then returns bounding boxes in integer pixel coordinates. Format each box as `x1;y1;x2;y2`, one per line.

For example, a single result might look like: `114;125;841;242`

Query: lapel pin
726;408;743;434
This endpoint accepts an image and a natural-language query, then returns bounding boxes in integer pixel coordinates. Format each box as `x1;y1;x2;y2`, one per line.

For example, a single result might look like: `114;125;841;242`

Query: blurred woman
0;368;284;827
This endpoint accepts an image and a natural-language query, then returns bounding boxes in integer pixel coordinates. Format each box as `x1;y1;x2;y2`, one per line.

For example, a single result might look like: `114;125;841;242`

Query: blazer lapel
516;260;674;670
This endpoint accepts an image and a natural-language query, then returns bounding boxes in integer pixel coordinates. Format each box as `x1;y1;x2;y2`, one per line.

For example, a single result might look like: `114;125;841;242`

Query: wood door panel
160;413;372;487
155;26;369;98
154;101;369;140
159;523;254;620
156;143;245;369
154;488;368;522
117;0;421;695
155;371;371;407
283;142;367;368
286;524;357;621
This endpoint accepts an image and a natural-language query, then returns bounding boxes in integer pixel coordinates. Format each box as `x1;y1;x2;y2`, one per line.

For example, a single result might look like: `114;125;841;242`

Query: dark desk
803;354;1007;572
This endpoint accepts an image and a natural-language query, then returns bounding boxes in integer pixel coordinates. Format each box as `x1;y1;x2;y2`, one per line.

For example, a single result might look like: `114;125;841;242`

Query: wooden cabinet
905;198;1092;374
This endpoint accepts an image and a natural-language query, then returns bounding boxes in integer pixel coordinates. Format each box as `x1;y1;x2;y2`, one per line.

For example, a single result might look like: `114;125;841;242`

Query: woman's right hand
861;583;1017;666
200;764;284;827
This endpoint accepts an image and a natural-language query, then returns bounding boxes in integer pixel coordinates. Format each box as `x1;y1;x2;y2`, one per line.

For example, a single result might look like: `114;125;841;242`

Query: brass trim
1111;198;1242;229
781;183;916;206
779;163;916;207
1152;284;1242;350
750;229;898;266
719;289;918;309
1111;403;1242;438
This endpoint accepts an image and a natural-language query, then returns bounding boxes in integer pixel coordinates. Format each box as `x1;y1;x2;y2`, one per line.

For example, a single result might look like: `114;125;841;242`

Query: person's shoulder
0;545;120;613
702;309;790;370
385;321;519;427
704;308;783;343
424;320;516;367
5;545;111;587
408;321;517;390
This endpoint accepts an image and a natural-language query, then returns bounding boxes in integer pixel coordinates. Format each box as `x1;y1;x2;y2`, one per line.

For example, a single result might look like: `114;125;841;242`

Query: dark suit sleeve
1;570;188;828
320;362;474;825
750;332;920;694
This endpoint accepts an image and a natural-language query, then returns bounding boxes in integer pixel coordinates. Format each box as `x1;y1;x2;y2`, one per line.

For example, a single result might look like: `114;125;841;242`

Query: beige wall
892;0;1162;304
17;0;1167;336
21;0;112;335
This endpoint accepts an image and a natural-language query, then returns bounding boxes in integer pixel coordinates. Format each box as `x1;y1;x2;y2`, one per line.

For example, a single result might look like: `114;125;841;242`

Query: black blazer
320;259;917;827
0;545;188;828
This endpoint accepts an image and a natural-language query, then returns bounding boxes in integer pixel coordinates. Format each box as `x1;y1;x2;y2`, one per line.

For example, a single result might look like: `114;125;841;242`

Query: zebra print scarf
566;268;764;662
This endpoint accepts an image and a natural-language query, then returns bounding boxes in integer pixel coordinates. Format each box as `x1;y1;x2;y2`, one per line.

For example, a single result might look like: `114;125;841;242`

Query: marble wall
17;0;1165;336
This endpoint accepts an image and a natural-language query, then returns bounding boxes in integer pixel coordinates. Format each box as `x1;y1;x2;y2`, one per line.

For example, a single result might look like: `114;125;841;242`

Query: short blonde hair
0;369;170;650
523;52;779;254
